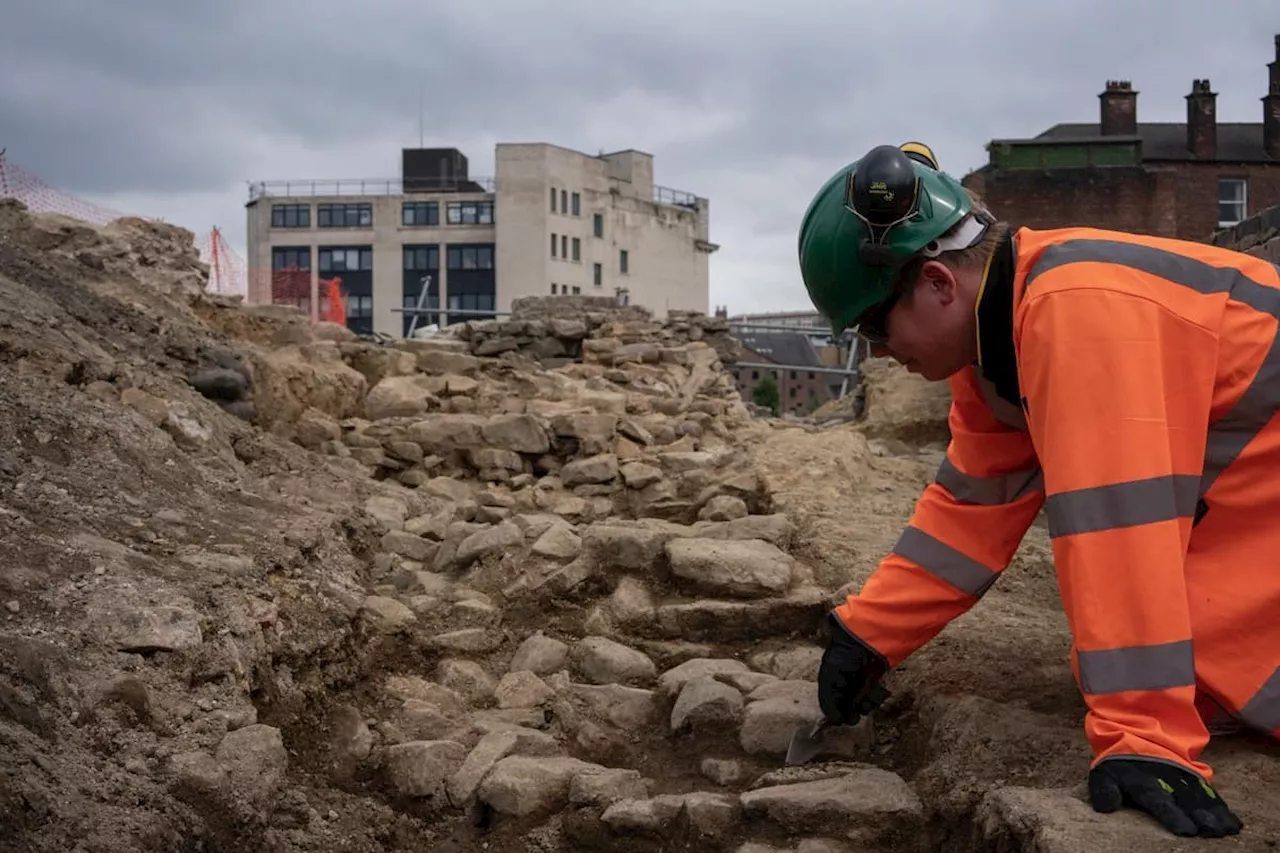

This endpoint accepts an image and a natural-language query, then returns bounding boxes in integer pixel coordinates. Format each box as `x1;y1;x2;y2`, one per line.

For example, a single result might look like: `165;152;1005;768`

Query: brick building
730;331;837;417
963;34;1280;241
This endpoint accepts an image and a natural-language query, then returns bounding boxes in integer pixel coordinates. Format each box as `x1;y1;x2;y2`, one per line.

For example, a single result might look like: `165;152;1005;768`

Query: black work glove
1088;758;1243;838
817;611;889;724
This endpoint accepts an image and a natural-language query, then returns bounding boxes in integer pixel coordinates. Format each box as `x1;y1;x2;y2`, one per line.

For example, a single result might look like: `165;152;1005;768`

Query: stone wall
1211;203;1280;263
451;297;741;367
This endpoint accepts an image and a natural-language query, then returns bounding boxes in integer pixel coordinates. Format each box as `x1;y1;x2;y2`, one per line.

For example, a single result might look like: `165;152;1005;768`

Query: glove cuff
826;611;890;678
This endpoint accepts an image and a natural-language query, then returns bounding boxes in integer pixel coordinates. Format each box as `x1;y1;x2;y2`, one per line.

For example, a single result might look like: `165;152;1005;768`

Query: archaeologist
797;140;1280;839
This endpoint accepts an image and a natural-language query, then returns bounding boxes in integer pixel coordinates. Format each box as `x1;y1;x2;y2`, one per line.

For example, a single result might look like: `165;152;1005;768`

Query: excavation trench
177;581;1083;853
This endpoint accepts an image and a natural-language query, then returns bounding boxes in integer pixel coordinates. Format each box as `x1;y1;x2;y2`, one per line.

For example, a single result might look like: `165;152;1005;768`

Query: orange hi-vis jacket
835;225;1280;783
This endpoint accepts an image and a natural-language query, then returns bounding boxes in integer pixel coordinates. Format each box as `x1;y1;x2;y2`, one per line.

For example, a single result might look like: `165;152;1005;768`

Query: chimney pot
1186;78;1218;159
1099;80;1138;136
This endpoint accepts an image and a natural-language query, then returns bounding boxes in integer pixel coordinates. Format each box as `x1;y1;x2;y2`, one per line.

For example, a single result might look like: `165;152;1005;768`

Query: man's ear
919;260;958;306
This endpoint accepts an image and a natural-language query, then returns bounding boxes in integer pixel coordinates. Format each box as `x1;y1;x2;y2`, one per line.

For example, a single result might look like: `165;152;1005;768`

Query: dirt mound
1;196;1277;853
851;358;951;447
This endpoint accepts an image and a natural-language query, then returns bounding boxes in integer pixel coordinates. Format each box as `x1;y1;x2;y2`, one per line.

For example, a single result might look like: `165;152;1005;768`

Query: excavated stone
568;767;650;807
493;671;555;709
383;740;468;800
572;636;658;686
477;755;607;816
455;520;522;566
601;792;740;837
670;676;745;733
739;768;923;835
666;538;794;598
214;724;288;809
531;520;582;560
657;657;752;698
509;631;570;674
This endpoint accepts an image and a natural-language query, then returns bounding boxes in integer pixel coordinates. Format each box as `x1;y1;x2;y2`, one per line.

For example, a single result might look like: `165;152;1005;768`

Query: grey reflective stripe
1046;474;1200;538
1077;639;1196;695
1240;666;1280;733
893;525;998;597
935;456;1044;506
1026;239;1280;499
973;368;1027;430
1201;340;1280;498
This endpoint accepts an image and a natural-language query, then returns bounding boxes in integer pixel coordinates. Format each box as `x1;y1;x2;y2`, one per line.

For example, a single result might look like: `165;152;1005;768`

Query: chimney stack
1264;34;1280;159
1186;79;1218;159
1099;80;1138;136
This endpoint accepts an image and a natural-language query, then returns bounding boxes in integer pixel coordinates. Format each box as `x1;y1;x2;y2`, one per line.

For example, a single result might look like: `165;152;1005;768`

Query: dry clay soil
0;199;1278;853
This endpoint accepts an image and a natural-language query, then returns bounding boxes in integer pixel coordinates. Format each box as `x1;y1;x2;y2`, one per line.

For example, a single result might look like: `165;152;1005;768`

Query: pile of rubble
454;295;741;369
3;195;1279;853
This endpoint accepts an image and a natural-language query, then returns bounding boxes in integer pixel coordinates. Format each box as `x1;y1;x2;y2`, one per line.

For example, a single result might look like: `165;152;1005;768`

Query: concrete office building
245;143;717;336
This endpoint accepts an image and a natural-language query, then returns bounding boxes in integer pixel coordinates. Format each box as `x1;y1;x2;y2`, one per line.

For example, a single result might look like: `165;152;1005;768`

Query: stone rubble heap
453;294;741;368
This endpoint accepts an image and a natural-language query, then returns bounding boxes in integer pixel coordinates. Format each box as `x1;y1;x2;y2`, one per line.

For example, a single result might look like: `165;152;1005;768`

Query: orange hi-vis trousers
835;225;1280;784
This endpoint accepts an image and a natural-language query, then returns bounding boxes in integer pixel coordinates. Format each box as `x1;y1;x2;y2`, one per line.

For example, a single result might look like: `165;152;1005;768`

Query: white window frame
1218;178;1247;228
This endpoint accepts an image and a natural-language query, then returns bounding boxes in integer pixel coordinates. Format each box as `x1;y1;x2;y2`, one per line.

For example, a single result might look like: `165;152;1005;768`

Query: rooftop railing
247;176;703;209
248;176;496;200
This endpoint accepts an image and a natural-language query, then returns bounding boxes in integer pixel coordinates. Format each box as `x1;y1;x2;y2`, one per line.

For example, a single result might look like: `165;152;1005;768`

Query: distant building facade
963;34;1280;241
245;144;717;336
729;331;837;416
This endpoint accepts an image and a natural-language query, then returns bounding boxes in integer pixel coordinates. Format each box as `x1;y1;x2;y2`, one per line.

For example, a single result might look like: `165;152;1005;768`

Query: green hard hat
798;142;981;335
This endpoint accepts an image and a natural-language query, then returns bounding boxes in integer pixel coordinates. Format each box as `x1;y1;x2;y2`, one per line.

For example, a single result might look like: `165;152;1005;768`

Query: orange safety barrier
265;266;345;325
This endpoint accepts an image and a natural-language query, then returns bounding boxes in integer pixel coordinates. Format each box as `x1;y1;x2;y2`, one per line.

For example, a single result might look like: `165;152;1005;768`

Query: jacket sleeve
1016;285;1213;781
834;363;1046;667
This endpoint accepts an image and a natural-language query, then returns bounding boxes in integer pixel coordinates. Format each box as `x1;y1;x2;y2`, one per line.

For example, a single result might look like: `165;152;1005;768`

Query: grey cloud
1;0;1278;313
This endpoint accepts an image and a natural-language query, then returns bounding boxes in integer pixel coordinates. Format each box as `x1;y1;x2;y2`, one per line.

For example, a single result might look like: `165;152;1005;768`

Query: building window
347;294;373;325
593;262;602;286
561;235;568;259
271;204;310;228
620;249;629;274
447;244;494;270
550;187;557;213
403;245;439;271
572;237;581;262
560;189;567;214
318;246;373;272
271;246;311;271
551;283;558;294
446;201;494;225
593;213;603;238
402;201;439;226
1219;178;1247;227
550;233;557;258
317;203;372;228
572;286;581;295
571;192;580;216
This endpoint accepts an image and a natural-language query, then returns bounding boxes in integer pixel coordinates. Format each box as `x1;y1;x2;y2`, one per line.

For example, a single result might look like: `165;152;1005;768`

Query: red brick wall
965;162;1280;242
730;349;836;416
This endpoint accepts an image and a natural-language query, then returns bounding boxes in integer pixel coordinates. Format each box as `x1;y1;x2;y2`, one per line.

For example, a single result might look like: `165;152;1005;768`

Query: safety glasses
852;290;900;345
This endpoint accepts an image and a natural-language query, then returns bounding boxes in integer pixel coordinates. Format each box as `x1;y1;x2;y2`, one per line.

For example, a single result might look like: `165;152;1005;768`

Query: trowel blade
784;719;829;766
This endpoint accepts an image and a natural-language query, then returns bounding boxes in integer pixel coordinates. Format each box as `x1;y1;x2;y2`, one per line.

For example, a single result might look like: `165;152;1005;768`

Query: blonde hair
894;187;1005;300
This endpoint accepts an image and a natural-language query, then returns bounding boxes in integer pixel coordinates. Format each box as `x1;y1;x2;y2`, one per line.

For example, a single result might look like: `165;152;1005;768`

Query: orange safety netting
0;151;249;299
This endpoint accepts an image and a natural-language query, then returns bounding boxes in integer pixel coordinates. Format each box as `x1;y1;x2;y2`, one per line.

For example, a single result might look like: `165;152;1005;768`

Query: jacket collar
973;228;1020;406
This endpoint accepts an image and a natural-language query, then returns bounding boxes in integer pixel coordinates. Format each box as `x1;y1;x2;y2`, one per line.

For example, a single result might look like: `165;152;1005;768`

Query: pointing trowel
785;683;891;766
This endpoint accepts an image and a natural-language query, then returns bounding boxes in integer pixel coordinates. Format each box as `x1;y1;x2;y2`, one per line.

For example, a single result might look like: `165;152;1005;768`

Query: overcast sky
1;0;1277;314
